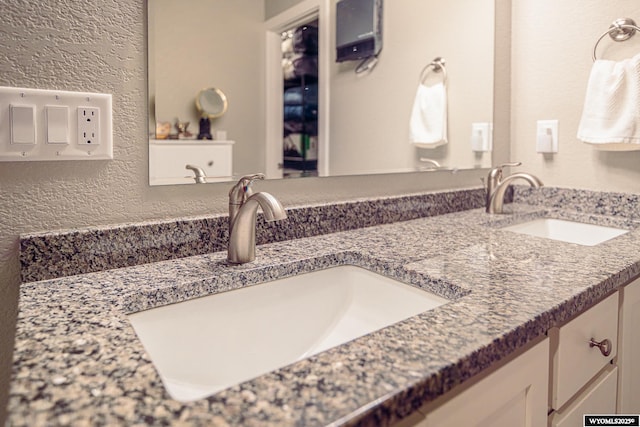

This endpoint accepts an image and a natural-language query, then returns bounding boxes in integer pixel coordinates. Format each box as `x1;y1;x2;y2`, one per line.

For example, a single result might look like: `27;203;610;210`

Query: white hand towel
577;52;640;150
409;82;448;148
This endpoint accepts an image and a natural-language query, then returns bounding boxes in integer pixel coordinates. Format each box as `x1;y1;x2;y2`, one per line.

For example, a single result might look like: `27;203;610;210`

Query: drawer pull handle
589;338;612;357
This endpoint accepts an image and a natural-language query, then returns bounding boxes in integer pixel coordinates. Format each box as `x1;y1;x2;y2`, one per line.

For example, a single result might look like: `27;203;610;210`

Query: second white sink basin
501;218;628;246
128;265;448;402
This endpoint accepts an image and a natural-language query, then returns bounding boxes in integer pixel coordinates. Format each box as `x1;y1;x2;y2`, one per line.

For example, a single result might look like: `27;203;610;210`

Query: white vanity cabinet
397;284;637;427
397;338;549;427
618;277;640;413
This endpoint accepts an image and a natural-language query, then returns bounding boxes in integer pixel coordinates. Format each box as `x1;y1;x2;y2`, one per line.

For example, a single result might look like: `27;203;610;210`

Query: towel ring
419;57;447;86
592;18;640;61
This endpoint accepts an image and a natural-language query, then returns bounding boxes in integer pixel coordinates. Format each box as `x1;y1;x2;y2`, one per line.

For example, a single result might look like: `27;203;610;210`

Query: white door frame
263;0;330;179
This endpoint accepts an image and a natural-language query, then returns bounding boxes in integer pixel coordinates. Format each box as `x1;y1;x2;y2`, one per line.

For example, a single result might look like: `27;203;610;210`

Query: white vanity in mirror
149;139;234;185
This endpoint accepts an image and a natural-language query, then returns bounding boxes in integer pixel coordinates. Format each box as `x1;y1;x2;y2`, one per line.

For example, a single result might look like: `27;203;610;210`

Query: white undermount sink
501;218;628;246
128;265;448;402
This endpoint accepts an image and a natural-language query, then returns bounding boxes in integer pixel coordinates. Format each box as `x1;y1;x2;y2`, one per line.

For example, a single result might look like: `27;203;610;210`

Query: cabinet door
399;338;549;427
619;277;640;412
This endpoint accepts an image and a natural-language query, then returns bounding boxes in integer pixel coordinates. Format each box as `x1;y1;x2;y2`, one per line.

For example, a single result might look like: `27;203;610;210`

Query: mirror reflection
148;0;495;185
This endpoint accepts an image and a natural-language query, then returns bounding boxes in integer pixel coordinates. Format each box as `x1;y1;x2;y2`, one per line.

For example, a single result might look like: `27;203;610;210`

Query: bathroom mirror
196;88;228;119
148;0;498;185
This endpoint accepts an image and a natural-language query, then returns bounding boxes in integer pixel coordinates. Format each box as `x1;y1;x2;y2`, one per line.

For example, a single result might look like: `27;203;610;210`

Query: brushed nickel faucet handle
498;161;522;170
239;173;265;186
229;174;265;203
240;173;265;198
488;162;523;185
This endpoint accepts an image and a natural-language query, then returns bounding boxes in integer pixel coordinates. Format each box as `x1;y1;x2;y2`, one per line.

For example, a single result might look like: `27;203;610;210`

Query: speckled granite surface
514;186;640;218
9;188;640;426
19;188;484;283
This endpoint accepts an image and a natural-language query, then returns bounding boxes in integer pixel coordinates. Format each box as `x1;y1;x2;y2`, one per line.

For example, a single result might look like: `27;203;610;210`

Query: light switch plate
471;122;492;152
0;86;112;161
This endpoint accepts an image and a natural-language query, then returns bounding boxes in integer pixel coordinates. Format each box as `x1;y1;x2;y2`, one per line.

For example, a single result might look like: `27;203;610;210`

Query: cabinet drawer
550;365;618;427
149;141;234;185
551;292;618;410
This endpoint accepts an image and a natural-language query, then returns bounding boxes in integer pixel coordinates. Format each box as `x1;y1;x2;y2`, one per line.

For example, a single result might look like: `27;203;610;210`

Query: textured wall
0;0;486;422
511;0;640;192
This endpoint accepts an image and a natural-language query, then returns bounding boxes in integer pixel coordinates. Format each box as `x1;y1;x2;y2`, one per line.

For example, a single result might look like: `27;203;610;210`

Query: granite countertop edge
8;202;640;426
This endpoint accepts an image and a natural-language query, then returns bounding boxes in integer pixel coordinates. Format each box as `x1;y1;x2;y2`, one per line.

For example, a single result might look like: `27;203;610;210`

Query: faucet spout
227;175;287;264
486;164;543;214
502;172;543;188
249;192;288;222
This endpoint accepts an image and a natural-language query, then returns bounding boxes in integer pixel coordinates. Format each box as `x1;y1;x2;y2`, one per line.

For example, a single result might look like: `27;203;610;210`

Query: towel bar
593;18;640;61
419;57;447;86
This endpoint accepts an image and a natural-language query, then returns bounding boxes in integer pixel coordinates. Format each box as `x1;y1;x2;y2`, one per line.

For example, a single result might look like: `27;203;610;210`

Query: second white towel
409;82;448;148
577;52;640;150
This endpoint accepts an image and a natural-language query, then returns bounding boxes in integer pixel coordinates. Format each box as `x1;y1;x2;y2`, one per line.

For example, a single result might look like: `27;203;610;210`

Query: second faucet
485;162;543;214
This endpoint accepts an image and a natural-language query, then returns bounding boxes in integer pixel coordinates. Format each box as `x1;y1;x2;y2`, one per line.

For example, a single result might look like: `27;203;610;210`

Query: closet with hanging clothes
282;20;319;178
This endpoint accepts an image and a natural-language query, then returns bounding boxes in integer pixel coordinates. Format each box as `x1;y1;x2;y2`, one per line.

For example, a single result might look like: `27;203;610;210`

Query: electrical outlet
77;107;100;145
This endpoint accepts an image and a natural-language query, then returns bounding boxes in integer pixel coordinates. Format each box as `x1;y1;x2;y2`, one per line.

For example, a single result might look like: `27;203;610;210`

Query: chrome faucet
485;162;543;214
185;164;207;184
228;173;287;264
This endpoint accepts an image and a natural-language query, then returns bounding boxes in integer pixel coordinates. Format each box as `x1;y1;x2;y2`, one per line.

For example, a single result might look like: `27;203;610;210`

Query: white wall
511;0;640;192
329;0;495;175
152;0;265;175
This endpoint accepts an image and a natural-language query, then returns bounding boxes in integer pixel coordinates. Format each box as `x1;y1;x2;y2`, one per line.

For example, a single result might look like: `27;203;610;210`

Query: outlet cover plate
0;86;112;161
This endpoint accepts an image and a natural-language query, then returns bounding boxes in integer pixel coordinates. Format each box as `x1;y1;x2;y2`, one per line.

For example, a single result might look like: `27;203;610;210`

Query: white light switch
46;105;69;144
536;120;558;153
10;104;36;145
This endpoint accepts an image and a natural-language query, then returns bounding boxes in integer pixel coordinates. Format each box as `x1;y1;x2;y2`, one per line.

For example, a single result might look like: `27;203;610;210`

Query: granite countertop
8;201;640;426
